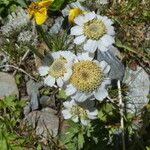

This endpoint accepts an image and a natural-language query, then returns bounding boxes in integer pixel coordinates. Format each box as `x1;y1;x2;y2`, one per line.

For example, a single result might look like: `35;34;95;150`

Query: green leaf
50;0;65;11
16;0;27;7
36;144;42;150
78;133;84;150
146;147;150;150
58;89;68;100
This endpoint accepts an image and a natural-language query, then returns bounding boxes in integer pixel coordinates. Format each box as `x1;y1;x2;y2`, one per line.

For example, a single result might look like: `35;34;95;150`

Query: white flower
65;52;111;102
62;99;98;125
71;11;115;53
38;51;75;88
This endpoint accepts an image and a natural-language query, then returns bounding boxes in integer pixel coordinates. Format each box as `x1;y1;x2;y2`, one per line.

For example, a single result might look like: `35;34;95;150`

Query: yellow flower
27;0;53;25
68;8;83;24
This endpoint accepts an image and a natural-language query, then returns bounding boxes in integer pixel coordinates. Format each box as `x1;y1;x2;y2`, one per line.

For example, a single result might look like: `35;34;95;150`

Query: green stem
27;44;44;60
36;25;52;50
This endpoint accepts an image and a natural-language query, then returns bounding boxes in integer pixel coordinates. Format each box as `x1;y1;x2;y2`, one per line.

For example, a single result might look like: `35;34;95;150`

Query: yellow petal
39;0;54;8
68;8;83;24
34;7;47;25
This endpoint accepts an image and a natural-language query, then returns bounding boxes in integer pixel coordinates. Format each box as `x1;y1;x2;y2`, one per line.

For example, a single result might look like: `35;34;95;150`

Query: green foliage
0;40;27;61
0;96;43;150
50;0;76;11
61;121;85;150
58;89;68;100
0;96;26;130
0;0;27;18
98;102;119;123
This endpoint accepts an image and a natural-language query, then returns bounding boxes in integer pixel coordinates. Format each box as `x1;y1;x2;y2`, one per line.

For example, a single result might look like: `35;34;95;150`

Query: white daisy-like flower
62;99;98;126
71;11;115;53
38;51;75;88
65;52;111;102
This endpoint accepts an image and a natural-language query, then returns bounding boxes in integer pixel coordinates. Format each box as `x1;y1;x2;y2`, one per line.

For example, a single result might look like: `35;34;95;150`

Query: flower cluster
37;1;116;126
39;51;111;125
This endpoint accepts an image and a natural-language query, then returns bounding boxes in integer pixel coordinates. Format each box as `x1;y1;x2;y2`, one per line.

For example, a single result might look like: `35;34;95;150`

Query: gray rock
123;66;150;114
49;17;64;34
23;103;31;116
26;80;43;110
97;47;125;80
40;96;55;108
0;72;19;98
24;108;59;138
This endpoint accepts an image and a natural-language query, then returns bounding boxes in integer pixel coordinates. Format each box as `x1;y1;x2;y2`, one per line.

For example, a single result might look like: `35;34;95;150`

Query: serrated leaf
58;89;68;100
98;110;107;122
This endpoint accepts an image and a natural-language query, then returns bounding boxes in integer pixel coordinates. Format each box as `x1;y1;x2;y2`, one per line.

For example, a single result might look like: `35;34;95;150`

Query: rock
0;52;9;71
40;96;55;108
97;48;125;80
123;66;150;114
24;108;59;138
0;72;19;98
49;17;64;34
26;80;43;111
23;103;31;116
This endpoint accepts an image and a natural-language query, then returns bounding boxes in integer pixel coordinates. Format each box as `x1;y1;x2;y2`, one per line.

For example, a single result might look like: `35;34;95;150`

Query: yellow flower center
71;105;87;119
68;8;83;24
83;19;107;40
48;58;67;79
70;60;104;93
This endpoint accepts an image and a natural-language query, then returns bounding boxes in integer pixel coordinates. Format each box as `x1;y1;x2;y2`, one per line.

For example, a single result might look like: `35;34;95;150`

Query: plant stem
27;44;44;60
36;25;52;50
117;80;126;150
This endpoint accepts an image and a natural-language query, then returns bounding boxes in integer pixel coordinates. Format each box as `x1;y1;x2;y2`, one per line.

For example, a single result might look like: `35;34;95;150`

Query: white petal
101;35;115;47
61;51;75;62
103;65;111;74
98;41;108;52
74;35;86;45
51;51;61;59
63;101;72;108
106;26;115;36
44;76;55;87
72;116;79;122
73;92;91;102
70;2;84;11
65;84;77;96
57;78;64;87
77;52;93;61
99;61;110;74
84;11;96;21
99;61;107;70
38;66;49;76
74;15;87;26
87;110;98;119
83;39;98;53
94;88;108;101
63;68;72;81
62;110;72;119
71;26;83;35
94;79;110;101
81;119;89;126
